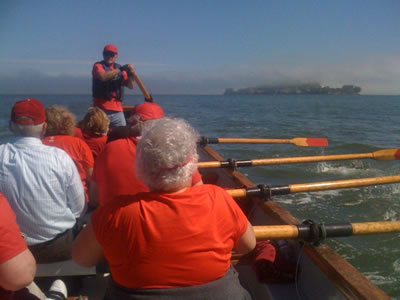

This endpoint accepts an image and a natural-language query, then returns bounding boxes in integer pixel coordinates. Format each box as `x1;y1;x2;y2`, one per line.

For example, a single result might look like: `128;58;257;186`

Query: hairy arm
234;220;256;254
0;249;36;291
72;222;104;267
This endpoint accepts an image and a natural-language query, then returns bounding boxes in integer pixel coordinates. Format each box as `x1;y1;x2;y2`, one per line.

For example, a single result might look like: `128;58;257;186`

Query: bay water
1;94;399;298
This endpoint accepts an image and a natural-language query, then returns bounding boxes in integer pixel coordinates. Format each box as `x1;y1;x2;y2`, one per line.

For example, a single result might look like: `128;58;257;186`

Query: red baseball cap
132;102;165;121
103;44;118;54
11;98;46;125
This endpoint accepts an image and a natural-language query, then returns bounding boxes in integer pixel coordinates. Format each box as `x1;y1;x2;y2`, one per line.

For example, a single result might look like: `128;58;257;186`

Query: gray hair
9;121;44;138
136;118;199;192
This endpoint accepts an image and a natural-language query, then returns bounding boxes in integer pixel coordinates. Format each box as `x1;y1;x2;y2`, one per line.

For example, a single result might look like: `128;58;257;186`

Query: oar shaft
217;138;292;144
198;149;400;169
289;175;400;193
253;221;400;240
226;175;400;198
134;73;152;101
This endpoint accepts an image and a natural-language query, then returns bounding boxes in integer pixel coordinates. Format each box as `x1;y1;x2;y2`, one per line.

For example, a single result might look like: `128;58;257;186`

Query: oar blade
292;137;328;147
373;149;400;160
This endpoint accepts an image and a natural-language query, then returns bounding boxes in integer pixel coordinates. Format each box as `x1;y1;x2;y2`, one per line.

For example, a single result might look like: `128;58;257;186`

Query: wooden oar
227;175;400;198
198;148;400;169
253;221;400;240
199;136;328;147
133;72;153;102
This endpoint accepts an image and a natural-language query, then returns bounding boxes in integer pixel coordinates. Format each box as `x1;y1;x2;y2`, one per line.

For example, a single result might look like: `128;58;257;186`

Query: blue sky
1;1;400;94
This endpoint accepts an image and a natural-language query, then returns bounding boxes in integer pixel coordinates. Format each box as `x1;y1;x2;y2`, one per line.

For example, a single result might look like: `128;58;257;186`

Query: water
1;94;400;298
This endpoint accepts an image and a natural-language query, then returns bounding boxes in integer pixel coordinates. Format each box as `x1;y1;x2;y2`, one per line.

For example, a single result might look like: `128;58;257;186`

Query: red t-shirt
91;184;248;289
92;63;129;111
42;135;94;198
93;137;202;206
93;137;149;206
0;193;27;264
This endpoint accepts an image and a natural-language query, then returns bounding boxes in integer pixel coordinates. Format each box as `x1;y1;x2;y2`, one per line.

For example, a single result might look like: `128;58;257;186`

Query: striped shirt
0;137;85;245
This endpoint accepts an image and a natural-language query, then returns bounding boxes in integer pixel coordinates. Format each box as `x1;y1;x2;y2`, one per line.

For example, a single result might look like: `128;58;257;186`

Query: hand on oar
253;221;400;241
133;72;153;102
198;148;400;169
227;174;400;198
199;137;328;147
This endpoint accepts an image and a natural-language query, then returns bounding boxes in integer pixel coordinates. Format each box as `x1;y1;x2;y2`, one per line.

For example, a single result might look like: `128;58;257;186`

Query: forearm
97;68;121;82
234;221;257;254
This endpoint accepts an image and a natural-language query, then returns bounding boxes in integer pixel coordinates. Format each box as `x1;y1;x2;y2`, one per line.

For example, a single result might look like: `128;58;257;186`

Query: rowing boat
35;141;391;299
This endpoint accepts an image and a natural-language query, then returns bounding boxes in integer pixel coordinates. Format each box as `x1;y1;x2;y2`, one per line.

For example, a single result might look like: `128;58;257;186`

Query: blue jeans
104;110;126;128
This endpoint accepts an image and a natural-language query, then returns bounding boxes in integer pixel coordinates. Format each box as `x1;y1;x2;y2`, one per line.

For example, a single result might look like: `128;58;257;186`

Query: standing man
0;98;86;263
92;44;136;128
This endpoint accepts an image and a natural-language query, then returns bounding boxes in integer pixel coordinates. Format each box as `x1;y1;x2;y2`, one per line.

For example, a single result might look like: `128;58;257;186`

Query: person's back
91;184;249;289
93;136;149;206
0;98;85;263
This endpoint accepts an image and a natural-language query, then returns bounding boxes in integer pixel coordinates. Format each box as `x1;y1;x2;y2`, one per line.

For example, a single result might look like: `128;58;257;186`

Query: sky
1;0;400;95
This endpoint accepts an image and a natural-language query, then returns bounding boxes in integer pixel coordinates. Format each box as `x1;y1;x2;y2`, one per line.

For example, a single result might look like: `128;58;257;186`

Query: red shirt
42;135;94;198
91;184;248;289
92;63;129;111
0;193;27;264
93;137;149;206
93;137;202;206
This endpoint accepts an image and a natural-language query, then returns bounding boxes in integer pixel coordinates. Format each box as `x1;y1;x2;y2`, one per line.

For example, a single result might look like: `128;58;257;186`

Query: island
224;83;361;95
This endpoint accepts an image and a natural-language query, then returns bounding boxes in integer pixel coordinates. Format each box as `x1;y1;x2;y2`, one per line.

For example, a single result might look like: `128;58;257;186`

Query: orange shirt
92;63;128;111
91;184;248;289
93;137;149;206
42;135;94;198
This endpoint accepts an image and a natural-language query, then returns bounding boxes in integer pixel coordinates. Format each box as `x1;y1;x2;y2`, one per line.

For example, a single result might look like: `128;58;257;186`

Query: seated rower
42;105;94;202
0;98;85;263
76;107;109;159
73;118;256;300
90;102;202;207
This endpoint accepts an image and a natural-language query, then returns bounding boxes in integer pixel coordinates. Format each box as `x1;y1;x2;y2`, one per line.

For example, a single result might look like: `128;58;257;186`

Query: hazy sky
1;1;400;95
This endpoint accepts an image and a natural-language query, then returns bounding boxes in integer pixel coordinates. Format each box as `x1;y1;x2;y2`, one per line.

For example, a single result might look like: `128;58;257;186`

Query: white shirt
0;137;85;245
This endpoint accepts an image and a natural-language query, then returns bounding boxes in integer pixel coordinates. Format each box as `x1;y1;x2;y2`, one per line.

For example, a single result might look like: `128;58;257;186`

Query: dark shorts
106;265;252;300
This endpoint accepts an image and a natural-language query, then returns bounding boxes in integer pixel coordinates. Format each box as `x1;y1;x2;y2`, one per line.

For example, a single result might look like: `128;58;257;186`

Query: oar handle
134;72;153;102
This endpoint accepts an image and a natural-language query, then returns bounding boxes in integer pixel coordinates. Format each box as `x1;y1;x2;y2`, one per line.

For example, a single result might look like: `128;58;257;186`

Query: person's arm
0;249;36;291
87;180;99;208
234;220;256;254
72;222;104;267
64;155;86;218
124;64;136;89
96;68;121;82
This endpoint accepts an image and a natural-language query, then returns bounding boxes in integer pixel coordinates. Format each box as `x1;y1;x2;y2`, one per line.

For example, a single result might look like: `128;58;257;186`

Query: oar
133;72;153;102
199;137;328;147
227;175;400;198
253;221;400;240
198;149;400;169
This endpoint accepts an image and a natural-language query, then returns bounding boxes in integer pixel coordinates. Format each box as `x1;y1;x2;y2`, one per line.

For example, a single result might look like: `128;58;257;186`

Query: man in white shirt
0;98;85;263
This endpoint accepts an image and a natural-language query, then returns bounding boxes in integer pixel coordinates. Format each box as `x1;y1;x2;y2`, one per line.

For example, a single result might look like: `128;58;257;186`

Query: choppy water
1;94;400;298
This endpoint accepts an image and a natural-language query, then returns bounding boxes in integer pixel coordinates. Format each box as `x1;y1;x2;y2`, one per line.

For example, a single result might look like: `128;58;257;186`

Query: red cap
132;102;165;121
11;98;46;125
103;44;118;54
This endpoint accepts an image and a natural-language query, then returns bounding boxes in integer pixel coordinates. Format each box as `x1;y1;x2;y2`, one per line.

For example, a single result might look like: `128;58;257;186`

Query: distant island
224;83;361;95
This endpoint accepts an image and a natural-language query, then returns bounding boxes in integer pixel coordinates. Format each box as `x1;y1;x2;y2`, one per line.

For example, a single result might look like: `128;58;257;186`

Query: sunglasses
104;51;117;57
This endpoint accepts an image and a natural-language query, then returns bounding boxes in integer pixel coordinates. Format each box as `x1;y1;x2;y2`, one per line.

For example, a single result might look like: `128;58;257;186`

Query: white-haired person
73;118;256;299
